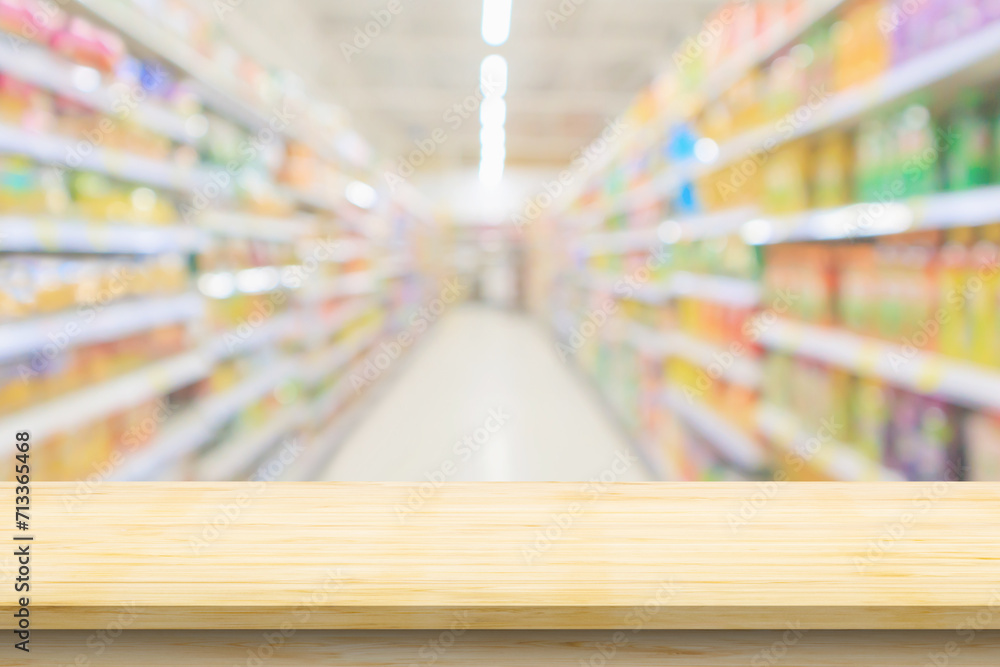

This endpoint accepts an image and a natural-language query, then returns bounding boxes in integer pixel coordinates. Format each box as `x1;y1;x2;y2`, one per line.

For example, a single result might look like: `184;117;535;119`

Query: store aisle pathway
321;304;652;481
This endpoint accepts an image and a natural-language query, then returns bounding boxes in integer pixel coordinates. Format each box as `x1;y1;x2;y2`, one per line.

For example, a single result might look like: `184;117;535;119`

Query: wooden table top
5;482;1000;629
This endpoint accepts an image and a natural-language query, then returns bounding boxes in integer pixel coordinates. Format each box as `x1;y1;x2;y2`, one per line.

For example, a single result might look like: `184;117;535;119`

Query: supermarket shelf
71;0;360;169
756;403;903;481
0;124;207;192
0;38;194;145
612;20;1000;213
300;323;383;386
577;227;659;256
113;307;377;480
210;310;297;361
683;21;1000;188
0;217;206;254
662;387;767;472
299;298;376;348
665;272;761;308
758;318;1000;412
112;358;301;481
299;271;381;304
0;347;211;445
693;0;848;113
70;0;274;133
194;403;309;481
587;271;761;308
752;185;1000;244
307;361;363;427
0;292;203;363
599;0;848;203
199;211;318;243
629;323;762;389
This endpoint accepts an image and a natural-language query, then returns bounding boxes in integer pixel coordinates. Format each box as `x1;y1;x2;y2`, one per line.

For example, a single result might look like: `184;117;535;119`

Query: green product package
945;89;993;191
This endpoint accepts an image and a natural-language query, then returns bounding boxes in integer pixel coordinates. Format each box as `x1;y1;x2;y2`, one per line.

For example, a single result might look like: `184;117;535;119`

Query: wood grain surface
2;482;999;630
5;630;1000;666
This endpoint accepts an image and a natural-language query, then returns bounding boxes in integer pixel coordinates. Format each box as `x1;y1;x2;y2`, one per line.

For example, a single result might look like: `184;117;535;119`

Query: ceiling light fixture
480;54;508;98
482;0;512;46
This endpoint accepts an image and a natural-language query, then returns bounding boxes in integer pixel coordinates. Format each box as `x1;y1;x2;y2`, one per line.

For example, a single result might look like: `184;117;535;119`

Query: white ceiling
226;0;721;172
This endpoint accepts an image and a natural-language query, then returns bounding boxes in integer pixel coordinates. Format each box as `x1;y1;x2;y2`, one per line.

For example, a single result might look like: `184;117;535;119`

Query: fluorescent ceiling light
480;54;508;98
482;0;512;46
345;181;377;209
480;142;506;162
480;125;506;148
480;97;506;127
479;156;504;186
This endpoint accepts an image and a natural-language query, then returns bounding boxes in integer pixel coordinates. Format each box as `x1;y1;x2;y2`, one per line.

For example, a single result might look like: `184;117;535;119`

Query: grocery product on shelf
0;0;447;483
530;0;1000;481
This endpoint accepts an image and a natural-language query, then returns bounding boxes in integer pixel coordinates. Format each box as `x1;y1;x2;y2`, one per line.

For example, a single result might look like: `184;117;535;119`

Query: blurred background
1;0;999;483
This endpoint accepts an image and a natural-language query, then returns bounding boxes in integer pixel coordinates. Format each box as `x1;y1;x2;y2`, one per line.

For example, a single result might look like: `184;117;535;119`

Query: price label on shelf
103;150;127;177
147;361;182;397
856;341;881;376
84;223;111;252
35;220;59;252
914;357;945;395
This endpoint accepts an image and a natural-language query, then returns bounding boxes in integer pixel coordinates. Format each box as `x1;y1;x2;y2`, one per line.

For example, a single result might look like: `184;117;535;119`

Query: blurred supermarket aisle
321;304;652;482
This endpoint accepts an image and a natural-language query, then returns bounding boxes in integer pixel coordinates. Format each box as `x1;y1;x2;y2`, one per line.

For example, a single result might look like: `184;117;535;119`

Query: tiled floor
321;303;652;481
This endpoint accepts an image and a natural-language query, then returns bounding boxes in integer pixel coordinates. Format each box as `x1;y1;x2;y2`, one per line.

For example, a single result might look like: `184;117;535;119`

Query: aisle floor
321;304;652;481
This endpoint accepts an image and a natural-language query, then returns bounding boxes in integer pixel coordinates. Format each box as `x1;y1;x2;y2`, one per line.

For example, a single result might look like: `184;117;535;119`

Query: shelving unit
0;217;207;254
756;402;903;481
0;0;446;483
531;0;1000;482
758;318;1000;412
607;19;1000;217
662;388;767;472
629;323;762;389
